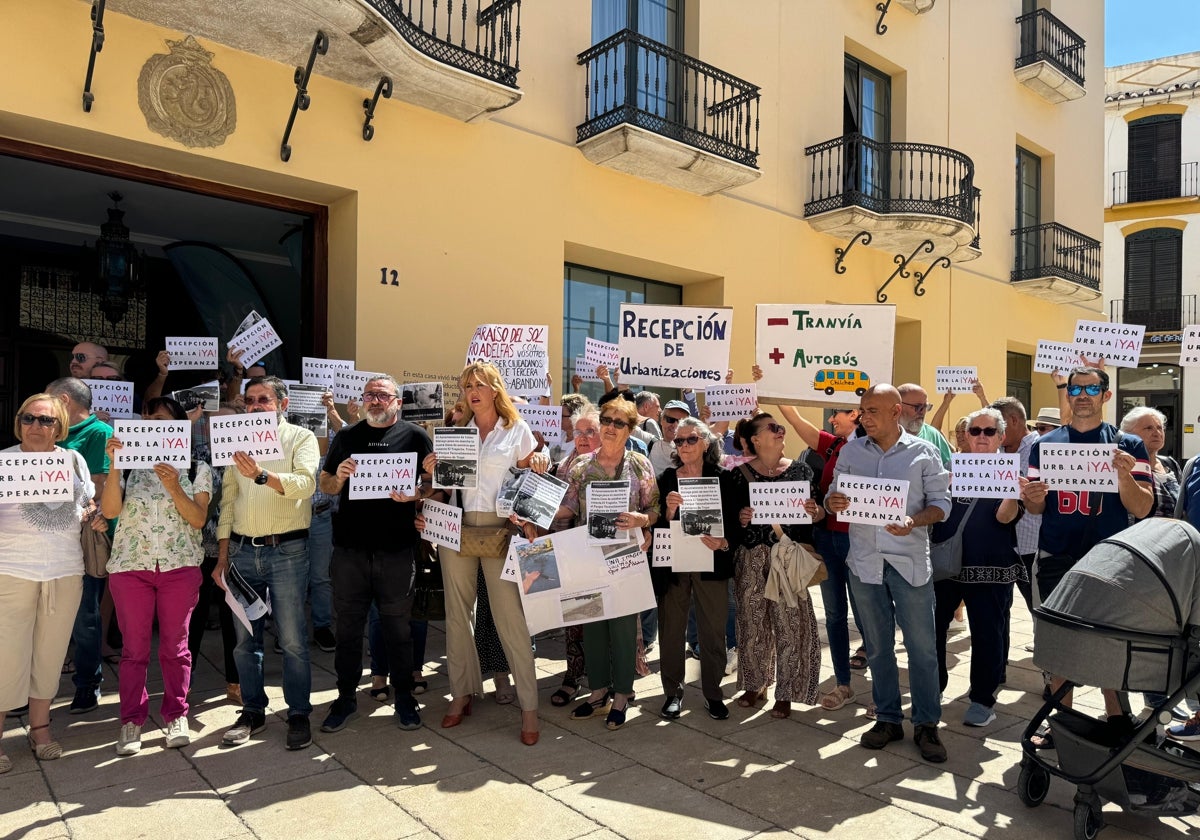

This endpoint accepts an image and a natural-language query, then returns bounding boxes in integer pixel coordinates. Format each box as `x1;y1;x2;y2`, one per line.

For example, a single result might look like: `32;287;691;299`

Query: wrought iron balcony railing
1011;223;1100;290
1111;295;1198;333
1111;162;1200;206
577;29;761;168
1015;8;1085;87
366;0;521;88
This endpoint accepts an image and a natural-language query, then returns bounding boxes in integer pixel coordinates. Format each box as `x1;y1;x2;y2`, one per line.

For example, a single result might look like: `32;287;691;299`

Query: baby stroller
1018;518;1200;839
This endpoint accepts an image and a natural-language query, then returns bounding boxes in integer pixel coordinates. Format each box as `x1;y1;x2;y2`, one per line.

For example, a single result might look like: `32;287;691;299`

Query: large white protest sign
950;453;1021;499
1035;443;1119;492
750;481;812;524
1074;319;1145;369
1180;326;1200;367
517;404;563;445
208;413;284;467
755;304;895;406
584;337;620;368
422;499;462;552
302;357;354;389
348;453;417;500
227;314;283;366
703;384;757;423
0;451;72;504
112;420;191;469
165;337;219;370
617;303;731;390
332;369;386;404
1034;340;1081;374
465;324;549;399
834;476;910;525
935;366;978;394
84;379;135;419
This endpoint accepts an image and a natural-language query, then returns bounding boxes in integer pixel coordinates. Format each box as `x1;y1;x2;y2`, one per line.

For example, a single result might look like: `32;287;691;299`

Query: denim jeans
847;563;941;727
307;509;333;631
814;528;864;686
641;608;658;646
229;537;312;717
72;575;106;691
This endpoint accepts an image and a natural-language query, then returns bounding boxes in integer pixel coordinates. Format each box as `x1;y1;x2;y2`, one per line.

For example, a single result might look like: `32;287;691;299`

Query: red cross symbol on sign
768;347;785;365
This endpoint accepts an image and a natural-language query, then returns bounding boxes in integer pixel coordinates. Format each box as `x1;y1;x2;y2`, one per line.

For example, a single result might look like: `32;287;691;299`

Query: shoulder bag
930;498;979;582
72;452;110;578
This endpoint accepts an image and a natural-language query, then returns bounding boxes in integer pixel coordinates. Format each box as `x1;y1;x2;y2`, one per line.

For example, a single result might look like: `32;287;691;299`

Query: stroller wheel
1073;802;1103;840
1017;762;1050;807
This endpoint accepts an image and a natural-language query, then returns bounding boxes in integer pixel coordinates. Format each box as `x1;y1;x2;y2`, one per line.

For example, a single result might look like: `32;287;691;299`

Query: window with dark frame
1014;146;1042;274
1127;115;1182;203
1123;228;1183;332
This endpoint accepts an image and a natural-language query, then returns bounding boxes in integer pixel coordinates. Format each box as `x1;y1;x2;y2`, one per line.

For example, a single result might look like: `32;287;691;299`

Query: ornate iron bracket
875;0;893;35
876;239;934;303
834;231;872;275
82;0;107;112
281;30;329;163
914;255;952;297
362;77;393;141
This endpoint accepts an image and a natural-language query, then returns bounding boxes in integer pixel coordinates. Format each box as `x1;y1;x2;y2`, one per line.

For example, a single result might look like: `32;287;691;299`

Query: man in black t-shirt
316;375;433;733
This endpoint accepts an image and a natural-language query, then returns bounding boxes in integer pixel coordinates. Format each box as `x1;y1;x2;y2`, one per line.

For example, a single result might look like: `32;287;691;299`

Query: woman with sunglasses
0;394;96;770
558;397;659;730
932;407;1025;728
729;412;823;718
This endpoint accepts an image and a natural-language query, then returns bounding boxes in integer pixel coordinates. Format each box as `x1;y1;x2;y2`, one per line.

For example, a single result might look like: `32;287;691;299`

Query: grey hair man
897;383;952;467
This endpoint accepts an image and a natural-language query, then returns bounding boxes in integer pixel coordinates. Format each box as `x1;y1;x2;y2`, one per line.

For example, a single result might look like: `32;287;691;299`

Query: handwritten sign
227;316;283;367
302;357;354;389
835;476;910;525
0;451;72;504
749;482;812;524
618;303;731;390
165;337;219;370
950;453;1020;499
465;324;549;399
755;304;895;406
584;337;620;368
1074;319;1144;369
935;366;978;394
1036;443;1118;492
703;384;757;423
1179;326;1200;367
422;499;462;551
1034;340;1080;375
517;404;563;445
111;420;191;469
332;369;386;404
84;379;135;419
348;453;417;500
208;413;284;467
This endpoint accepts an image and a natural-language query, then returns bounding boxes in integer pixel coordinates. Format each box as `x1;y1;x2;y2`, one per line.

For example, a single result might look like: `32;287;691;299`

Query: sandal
27;724;63;761
819;685;856;711
570;692;612;720
770;701;792;719
849;649;868;670
61;659;75;675
864;702;877;720
494;678;516;706
1031;725;1055;750
550;684;580;707
735;689;767;708
0;751;11;775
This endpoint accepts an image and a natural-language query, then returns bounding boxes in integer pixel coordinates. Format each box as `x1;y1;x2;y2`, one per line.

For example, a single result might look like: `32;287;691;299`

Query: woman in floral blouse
101;397;211;757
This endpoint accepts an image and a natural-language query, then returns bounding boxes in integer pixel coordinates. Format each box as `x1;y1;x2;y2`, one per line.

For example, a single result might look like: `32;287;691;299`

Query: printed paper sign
84;379;135;419
1180;326;1200;366
465;324;549;399
208;413;284;467
332;369;386;404
584;337;620;368
703;384;757;423
755;304;895;406
618;303;731;389
172;380;220;414
652;527;673;567
574;356;600;381
111;420;191;469
950;453;1021;499
223;565;269;633
507;471;569;530
935;366;978;394
750;482;812;524
0;451;72;504
1034;340;1081;375
302;357;354;389
586;480;634;545
165;337;219;370
348;453;417;500
227;315;283;366
667;521;714;572
834;476;910;525
517;404;563;445
422;499;462;552
285;383;328;438
433;427;479;489
401;382;445;423
1074;320;1145;369
678;477;724;538
1035;443;1119;492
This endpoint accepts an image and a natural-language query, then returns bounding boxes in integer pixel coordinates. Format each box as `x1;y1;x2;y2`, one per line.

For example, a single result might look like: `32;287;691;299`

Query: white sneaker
116;722;142;756
725;648;738;675
165;717;191;748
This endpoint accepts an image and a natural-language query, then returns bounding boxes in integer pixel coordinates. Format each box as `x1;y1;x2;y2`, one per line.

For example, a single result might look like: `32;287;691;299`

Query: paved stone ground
3;596;1198;840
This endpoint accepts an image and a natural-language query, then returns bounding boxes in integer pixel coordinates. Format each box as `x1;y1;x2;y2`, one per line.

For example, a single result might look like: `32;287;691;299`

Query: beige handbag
459;524;515;559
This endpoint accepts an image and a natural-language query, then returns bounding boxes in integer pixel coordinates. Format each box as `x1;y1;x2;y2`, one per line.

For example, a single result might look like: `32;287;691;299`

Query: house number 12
380;268;398;286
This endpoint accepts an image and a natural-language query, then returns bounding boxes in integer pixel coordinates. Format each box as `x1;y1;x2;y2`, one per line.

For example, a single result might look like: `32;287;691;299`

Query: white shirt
461;417;535;512
0;445;93;582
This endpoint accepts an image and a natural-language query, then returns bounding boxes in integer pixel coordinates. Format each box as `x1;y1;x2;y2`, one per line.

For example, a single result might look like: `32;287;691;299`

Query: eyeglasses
755;422;785;435
19;414;58;427
902;401;933;413
599;415;631;430
675;435;702;447
362;391;397;403
245;395;276;407
92;374;122;381
1066;384;1104;397
71;352;94;363
661;415;682;425
573;428;598;438
967;426;999;437
1035;424;1057;433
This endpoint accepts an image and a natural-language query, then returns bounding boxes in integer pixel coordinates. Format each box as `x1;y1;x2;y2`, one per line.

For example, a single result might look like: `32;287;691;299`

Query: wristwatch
254;470;269;485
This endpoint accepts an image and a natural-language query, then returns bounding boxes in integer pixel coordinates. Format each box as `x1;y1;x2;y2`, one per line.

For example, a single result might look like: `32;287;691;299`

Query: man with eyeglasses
648;400;692;475
214;376;319;751
68;342;109;379
317;375;433;733
897;383;952;468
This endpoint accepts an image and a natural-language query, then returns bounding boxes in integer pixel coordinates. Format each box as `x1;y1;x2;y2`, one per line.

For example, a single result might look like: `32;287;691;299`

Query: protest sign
302;357;354;389
584;337;620;368
422;499;462;552
703;384;757;423
517;403;563;445
935;366;978;394
84;379;135;419
1034;443;1119;492
111;420;191;469
433;427;479;489
749;481;812;524
0;451;72;504
285;383;328;438
755;304;895;406
834;476;910;525
617;304;730;390
950;453;1021;499
1033;340;1081;375
508;471;569;530
574;356;600;381
1180;326;1200;366
1073;319;1144;369
332;369;386;404
208;413;284;467
678;477;724;538
401;382;444;422
171;381;220;413
465;324;549;399
586;480;634;545
223;565;269;633
165;337;219;370
348;453;417;500
227;313;283;366
652;527;672;567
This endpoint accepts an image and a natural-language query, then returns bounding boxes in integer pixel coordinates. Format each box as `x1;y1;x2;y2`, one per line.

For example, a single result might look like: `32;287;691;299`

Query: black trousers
189;555;238;683
331;545;416;697
934;578;1012;709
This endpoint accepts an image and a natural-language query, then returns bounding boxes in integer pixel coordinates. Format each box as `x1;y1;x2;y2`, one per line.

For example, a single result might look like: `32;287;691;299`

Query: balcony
1014;8;1086;104
1111;295;1198;333
1110;163;1200;206
107;0;522;123
576;30;761;196
803;134;981;262
1010;223;1101;304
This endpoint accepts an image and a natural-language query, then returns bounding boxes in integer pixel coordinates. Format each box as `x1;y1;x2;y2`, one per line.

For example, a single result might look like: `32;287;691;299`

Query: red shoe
440;698;473;729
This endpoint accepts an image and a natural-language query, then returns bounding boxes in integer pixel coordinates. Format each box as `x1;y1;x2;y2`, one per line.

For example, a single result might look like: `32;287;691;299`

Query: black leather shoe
285;715;312;750
320;697;358;733
661;696;683;719
860;720;904;750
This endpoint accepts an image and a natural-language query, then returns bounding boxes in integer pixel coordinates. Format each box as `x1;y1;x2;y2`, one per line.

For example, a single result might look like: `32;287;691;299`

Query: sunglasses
1035;424;1057;433
831;409;855;415
755;422;785;435
599;415;631;430
20;413;58;427
675;435;702;447
1066;384;1104;397
967;426;999;437
902;401;934;413
244;395;276;406
362;391;397;403
661;415;682;425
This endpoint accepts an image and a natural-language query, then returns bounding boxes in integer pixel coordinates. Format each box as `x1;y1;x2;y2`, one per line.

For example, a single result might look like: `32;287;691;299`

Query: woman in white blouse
419;362;550;746
0;393;95;772
101;397;211;757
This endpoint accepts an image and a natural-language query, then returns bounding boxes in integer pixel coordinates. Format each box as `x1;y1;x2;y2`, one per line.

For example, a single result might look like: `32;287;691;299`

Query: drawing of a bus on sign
813;369;869;396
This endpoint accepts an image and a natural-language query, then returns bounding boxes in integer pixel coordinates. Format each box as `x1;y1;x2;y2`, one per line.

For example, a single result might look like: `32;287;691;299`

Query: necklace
753;458;787;477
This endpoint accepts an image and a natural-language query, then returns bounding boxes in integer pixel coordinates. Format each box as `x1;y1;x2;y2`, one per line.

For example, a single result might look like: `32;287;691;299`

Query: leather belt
231;529;309;547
